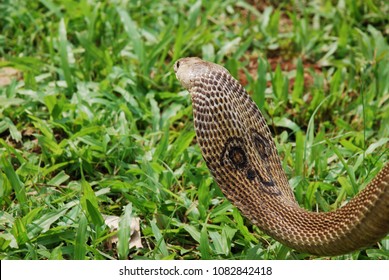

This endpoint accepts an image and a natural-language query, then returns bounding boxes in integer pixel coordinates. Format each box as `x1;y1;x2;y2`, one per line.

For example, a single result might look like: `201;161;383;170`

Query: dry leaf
0;67;22;86
103;214;142;249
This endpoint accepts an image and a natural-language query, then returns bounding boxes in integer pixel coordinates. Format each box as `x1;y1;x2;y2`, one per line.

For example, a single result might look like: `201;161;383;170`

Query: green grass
0;0;388;260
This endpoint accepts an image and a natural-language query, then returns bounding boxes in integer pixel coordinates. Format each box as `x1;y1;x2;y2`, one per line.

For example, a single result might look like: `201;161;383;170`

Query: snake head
174;57;230;91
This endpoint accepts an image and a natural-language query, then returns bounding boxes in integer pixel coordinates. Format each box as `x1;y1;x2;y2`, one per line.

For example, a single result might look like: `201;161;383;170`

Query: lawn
0;0;388;260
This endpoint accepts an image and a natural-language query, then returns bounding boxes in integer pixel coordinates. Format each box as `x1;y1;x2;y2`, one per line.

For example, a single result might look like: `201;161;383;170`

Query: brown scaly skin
174;57;389;256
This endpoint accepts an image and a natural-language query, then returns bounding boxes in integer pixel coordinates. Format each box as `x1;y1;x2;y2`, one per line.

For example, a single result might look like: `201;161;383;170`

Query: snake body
174;57;389;256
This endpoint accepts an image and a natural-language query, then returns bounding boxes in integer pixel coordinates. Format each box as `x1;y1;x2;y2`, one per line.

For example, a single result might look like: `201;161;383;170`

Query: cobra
174;57;389;256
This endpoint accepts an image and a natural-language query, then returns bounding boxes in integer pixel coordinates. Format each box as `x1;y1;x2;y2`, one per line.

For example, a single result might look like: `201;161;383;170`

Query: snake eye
174;60;180;73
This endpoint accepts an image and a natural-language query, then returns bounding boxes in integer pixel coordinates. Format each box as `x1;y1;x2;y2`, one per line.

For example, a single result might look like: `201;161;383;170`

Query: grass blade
1;156;27;215
74;214;88;260
253;57;267;109
199;224;211;260
150;219;169;257
118;203;133;260
117;9;145;74
58;18;74;92
292;58;304;103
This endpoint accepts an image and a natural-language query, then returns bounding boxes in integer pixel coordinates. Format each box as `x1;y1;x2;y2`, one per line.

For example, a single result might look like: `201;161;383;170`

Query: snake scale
174;57;389;256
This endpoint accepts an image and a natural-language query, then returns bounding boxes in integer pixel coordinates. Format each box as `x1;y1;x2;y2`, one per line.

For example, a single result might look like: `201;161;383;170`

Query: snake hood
174;57;389;256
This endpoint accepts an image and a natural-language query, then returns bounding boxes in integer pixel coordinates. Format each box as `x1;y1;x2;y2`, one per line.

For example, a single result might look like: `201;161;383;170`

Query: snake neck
175;57;389;256
191;71;389;256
